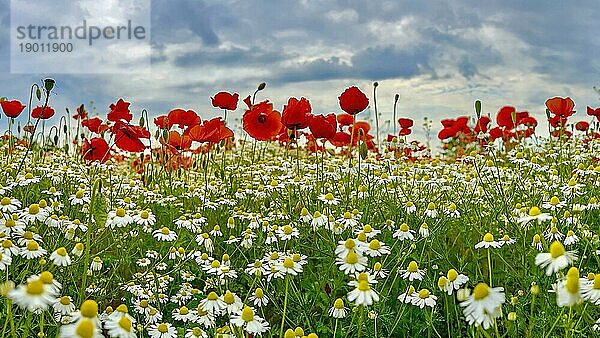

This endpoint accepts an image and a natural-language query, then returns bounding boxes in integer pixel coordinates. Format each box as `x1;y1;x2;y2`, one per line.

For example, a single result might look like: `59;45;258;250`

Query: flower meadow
1;79;600;338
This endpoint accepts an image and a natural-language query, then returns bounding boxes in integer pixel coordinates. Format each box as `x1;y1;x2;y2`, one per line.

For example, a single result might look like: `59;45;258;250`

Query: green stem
279;275;290;338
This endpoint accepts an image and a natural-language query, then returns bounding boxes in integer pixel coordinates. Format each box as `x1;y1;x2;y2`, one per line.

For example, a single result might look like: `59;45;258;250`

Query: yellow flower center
75;190;84;199
157;323;168;333
80;300;98;318
438;276;448;288
283;225;293;235
549;241;566;258
139;300;148;308
160;227;170;235
26;240;39;251
283;258;295;269
343;211;352;219
593;275;600;290
26;280;44;295
374;262;382;271
483;233;494;242
369;239;381;250
241;306;254;322
550;196;560;205
418;289;430;299
357;232;367;242
324;193;334;201
357;280;370;291
400;223;409;232
39;200;47;208
533;234;541;243
4;219;15;228
407;261;418;272
56;247;67;256
346;251;359;264
28;204;40;215
447;269;458;282
357;272;368;282
223;292;235;304
118;316;132;331
255;288;264;298
528;207;541;217
473;283;489;300
207;292;218;301
427;202;435;210
75;319;95;338
179;306;189;315
211;260;221;269
363;224;372;233
334;298;345;309
39;271;53;284
116;208;126;217
270;252;279;260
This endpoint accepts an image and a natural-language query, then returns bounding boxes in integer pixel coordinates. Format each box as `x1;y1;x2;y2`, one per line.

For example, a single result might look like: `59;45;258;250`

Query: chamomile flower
221;290;243;315
59;318;103;338
411;289;437;308
172;306;196;322
186;327;208;338
581;274;600;304
106;208;133;228
347;272;379;306
328;298;348;318
249;288;269;307
104;315;137;338
399;261;425;281
443;269;470;294
21;240;47;259
499;234;516;246
564;230;580;246
53;296;76;318
404;201;417;214
8;278;56;314
69;190;90;206
278;257;303;275
148;323;177;338
0;251;12;270
393;223;415;241
518;206;552;226
336;250;367;274
230;305;270;336
363;239;390;257
544;226;564;241
535;241;577;276
424;202;438;218
21;203;49;224
555;267;582;307
531;234;543;251
542;196;566;210
397;285;417;304
460;282;505;329
419;223;430;237
153;227;177;242
199;292;226;315
0;196;21;213
318;192;339;205
276;224;300;241
50;247;72;266
310;211;328;230
475;233;501;249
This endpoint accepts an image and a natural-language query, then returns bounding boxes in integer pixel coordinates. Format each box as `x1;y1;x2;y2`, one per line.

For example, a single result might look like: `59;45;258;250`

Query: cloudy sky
0;0;598;138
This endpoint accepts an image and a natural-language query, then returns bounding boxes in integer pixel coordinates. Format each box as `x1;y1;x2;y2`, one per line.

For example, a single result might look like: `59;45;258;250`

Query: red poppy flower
112;122;150;152
488;127;503;140
587;106;600;120
23;125;35;133
242;100;282;141
107;99;132;123
546;97;575;117
211;92;239;111
308;113;337;139
0;100;25;118
549;115;568;129
339;86;369;115
73;105;87;120
496;106;517;129
399;128;412;136
474;116;491;134
167;109;201;129
337;113;354;127
154;115;169;129
82;117;104;133
165;130;192;150
351;121;370;135
438;117;471;140
328;131;351;147
188;117;233;143
81;137;110;163
281;97;312;130
398;118;414;129
518;116;538;127
575;121;590;131
31;106;55;119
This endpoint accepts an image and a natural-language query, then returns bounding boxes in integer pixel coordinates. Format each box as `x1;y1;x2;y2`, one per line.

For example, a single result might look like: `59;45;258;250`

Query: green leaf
359;141;367;160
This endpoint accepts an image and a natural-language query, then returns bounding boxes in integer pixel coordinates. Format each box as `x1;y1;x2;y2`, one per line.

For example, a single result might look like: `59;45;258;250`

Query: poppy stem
373;82;379;147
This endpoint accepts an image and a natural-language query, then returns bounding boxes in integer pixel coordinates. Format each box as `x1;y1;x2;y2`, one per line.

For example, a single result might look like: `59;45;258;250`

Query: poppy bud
373;81;378;87
475;100;481;118
44;78;55;92
257;82;266;91
394;94;399;103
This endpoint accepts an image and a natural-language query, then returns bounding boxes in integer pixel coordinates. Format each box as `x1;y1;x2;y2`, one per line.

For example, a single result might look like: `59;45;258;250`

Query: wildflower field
1;79;600;338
